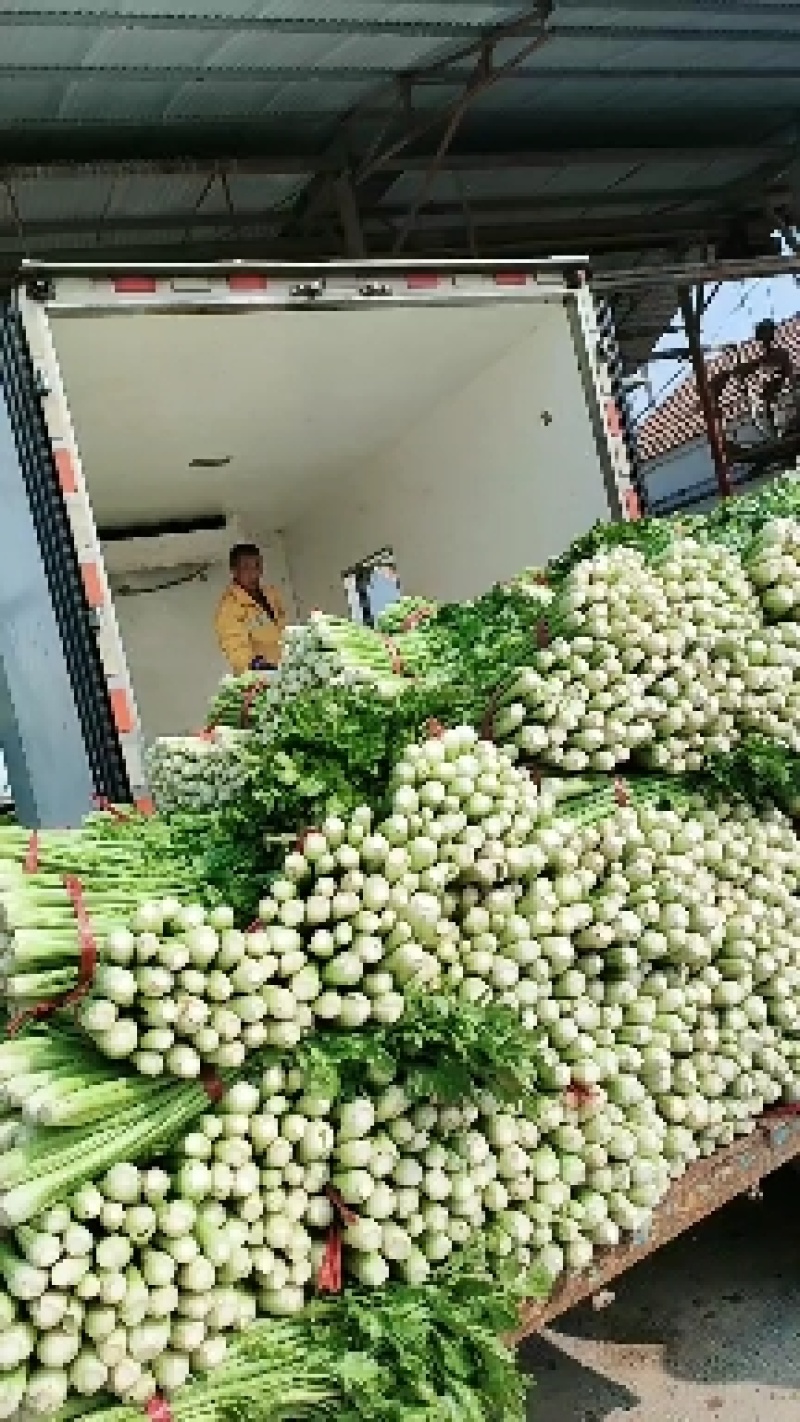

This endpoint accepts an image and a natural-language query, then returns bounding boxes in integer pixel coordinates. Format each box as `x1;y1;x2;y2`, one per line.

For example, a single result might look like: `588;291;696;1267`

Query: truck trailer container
0;257;637;824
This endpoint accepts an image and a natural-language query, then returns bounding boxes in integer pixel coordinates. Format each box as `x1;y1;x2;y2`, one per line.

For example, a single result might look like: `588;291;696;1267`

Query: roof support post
678;285;733;498
332;170;366;258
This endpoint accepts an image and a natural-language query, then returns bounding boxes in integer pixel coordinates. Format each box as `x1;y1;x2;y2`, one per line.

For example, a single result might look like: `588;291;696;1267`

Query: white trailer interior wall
283;309;614;619
18;261;635;761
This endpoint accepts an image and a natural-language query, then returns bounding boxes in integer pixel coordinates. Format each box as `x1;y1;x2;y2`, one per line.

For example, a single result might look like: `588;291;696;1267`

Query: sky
631;269;800;426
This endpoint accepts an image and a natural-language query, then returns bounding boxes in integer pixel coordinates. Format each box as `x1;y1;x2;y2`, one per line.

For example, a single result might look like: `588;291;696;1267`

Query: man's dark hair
229;543;261;571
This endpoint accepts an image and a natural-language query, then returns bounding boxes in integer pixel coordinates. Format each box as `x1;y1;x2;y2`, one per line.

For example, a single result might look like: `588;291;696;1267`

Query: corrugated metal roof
638;315;800;462
0;1;797;366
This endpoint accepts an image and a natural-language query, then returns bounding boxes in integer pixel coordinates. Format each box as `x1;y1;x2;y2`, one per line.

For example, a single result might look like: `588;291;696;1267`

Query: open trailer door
1;258;640;822
0;297;132;826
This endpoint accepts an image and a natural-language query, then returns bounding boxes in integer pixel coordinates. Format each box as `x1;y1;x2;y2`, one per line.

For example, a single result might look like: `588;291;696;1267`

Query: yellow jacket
214;582;287;675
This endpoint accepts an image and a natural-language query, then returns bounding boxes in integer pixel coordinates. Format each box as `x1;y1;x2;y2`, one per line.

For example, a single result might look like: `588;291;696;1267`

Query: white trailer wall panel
284;308;612;616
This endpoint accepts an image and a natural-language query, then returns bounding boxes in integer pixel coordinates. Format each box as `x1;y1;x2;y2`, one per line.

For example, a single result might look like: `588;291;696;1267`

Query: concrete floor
520;1169;800;1422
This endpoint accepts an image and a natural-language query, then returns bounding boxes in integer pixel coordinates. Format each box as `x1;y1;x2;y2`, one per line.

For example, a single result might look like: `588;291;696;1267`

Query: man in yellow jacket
214;543;288;675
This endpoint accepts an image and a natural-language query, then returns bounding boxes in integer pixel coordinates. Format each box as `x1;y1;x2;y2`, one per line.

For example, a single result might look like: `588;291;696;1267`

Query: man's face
235;553;262;593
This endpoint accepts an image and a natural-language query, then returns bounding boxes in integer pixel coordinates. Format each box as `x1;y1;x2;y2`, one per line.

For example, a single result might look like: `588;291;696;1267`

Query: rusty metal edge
513;1110;800;1343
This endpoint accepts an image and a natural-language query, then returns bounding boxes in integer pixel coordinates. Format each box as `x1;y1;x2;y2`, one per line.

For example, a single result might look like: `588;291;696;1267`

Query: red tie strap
382;638;405;676
401;607;435;632
480;689;503;744
92;795;131;822
317;1186;359;1296
23;832;40;874
145;1398;173;1422
201;1072;225;1105
296;827;321;854
325;1185;358;1226
564;1081;602;1111
241;678;269;727
317;1226;344;1295
526;762;544;790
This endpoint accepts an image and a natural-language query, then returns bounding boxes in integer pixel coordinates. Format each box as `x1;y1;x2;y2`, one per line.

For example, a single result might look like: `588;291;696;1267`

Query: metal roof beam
0;223;711;268
6;8;797;43
573;0;800;15
270;2;552;250
3;62;800;84
592;251;800;289
552;21;800;43
0;207;723;250
0;144;787;180
0;194;717;243
0;7;529;39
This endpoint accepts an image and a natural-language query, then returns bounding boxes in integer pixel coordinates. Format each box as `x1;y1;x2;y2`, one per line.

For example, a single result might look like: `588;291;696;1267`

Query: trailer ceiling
0;1;799;365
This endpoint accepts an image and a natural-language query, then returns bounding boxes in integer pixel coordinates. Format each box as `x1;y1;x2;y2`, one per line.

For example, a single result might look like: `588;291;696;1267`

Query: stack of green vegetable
3;476;800;1419
1;756;799;1415
252;580;553;736
145;731;252;814
206;674;272;731
261;614;405;712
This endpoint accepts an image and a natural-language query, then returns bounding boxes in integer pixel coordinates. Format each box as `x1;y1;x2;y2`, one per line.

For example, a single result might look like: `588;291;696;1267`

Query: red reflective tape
406;273;440;289
494;272;527;287
7;875;97;1035
24;833;40;875
145;1398;173;1422
625;488;642;521
227;274;269;291
80;563;105;610
113;277;158;294
201;1072;225;1104
605;398;624;439
54;448;78;494
110;690;136;736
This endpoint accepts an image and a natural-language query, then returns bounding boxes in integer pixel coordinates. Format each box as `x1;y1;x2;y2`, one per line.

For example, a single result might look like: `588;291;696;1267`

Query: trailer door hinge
34;366;51;398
